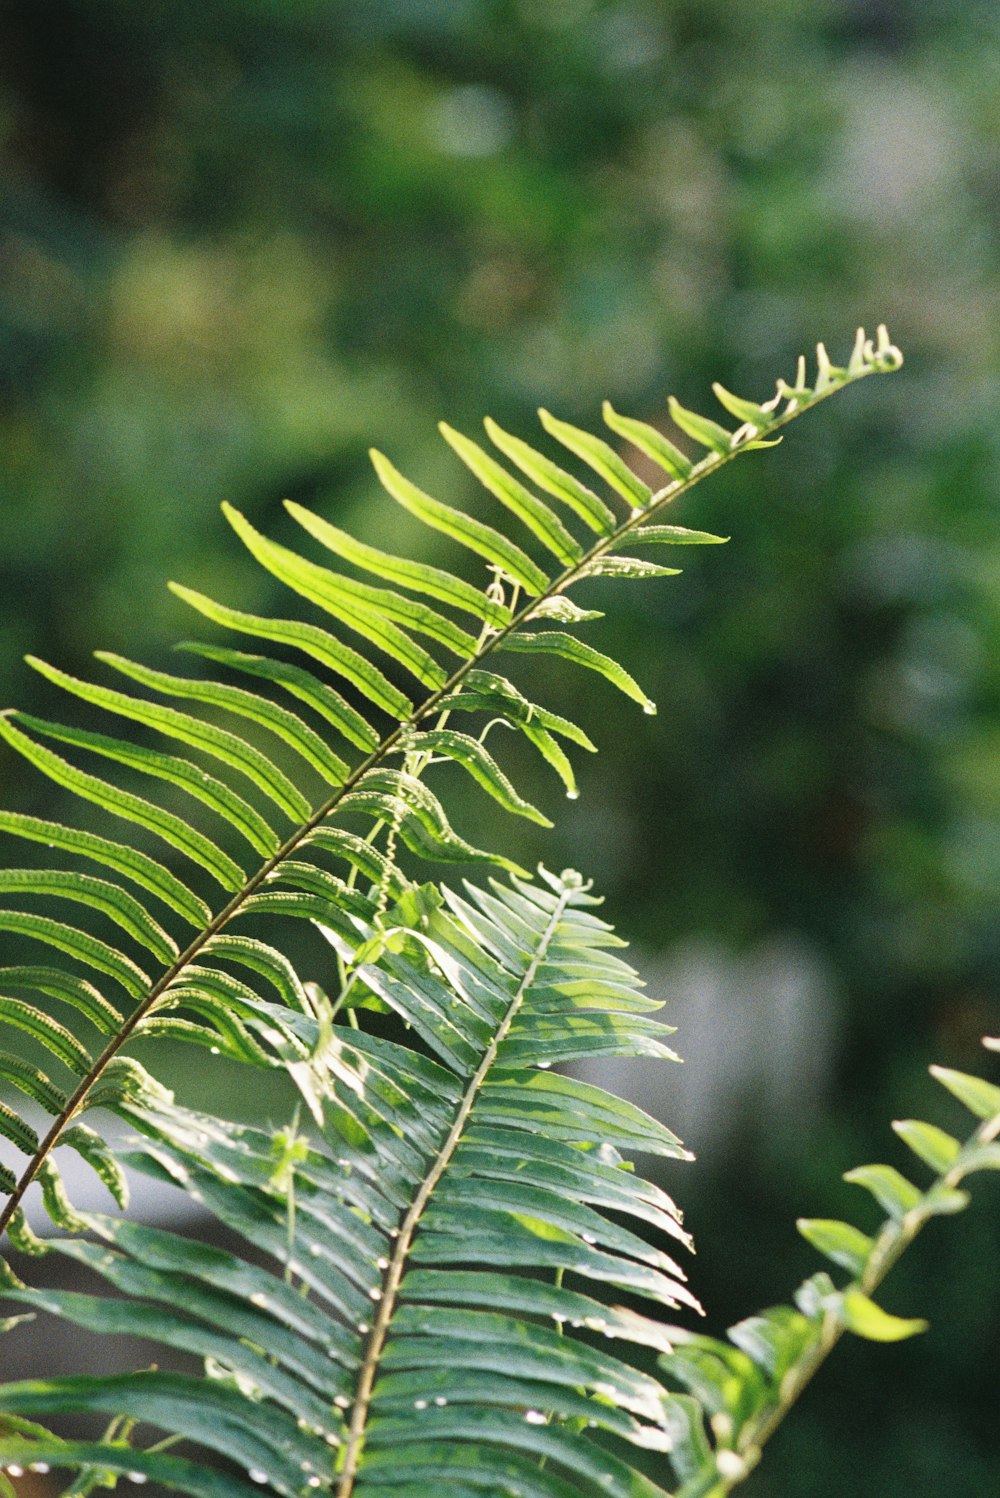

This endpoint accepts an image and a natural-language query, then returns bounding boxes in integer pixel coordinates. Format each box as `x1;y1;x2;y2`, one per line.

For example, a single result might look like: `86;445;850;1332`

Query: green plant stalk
704;1098;1000;1494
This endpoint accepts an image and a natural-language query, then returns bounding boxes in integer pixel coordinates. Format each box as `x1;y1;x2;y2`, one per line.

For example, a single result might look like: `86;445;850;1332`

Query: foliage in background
1;1;998;1490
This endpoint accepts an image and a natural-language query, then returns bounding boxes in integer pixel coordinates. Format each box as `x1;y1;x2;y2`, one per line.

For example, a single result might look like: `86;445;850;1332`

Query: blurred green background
1;0;998;1491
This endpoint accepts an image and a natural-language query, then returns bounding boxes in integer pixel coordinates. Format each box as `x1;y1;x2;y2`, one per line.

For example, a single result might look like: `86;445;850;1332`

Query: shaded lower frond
1;870;696;1498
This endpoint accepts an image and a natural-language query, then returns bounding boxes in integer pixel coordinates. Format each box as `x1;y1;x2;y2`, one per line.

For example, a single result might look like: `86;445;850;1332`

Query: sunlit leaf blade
580;556;681;580
502;631;656;714
612;524;728;547
520;721;577;796
0;912;149;1001
838;1290;927;1343
484;417;617;535
727;1306;815;1383
0;996;92;1074
891;1118;961;1172
285;503;511;628
929;1065;1000;1120
0;811;210;928
0;966;122;1034
0;1051;67;1114
711;382;775;426
0;1100;41;1156
179;641;378;752
539;408;653;509
223;505;456;684
370;448;550;596
660;1395;715;1486
340;771;525;872
36;1158;92;1232
795;1218;874;1276
0;714;244;891
0;869;177;964
14;711;278;860
525;596;603;625
169;584;413;721
95;651;349;787
59;1124;129;1209
439;423;583;567
408;728;553;826
667;397;733;455
304;828;411;895
601;402;692;482
442;669;597;751
26;657;311;825
843;1164;922;1221
201;935;310;1015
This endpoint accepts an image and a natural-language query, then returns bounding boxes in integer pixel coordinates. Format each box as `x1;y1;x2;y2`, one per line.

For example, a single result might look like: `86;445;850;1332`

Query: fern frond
0;327;900;1245
0;331;905;1498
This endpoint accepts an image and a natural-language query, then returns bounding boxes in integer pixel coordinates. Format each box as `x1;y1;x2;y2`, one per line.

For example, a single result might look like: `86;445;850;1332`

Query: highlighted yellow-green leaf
667;397;733;455
15;710;279;860
178;640;378;752
0;996;92;1075
410;729;553;827
796;1218;873;1276
711;383;776;426
602;403;692;483
614;524;728;548
540;408;652;508
0;714;243;891
287;502;511;628
485;417;616;534
839;1289;927;1342
0;810;210;928
0;869;177;965
502;631;656;714
930;1065;1000;1121
439;423;583;567
892;1118;961;1173
169;584;412;721
371;448;549;596
843;1164;921;1222
27;657;311;824
0;912;148;1000
223;505;456;683
96;651;349;787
